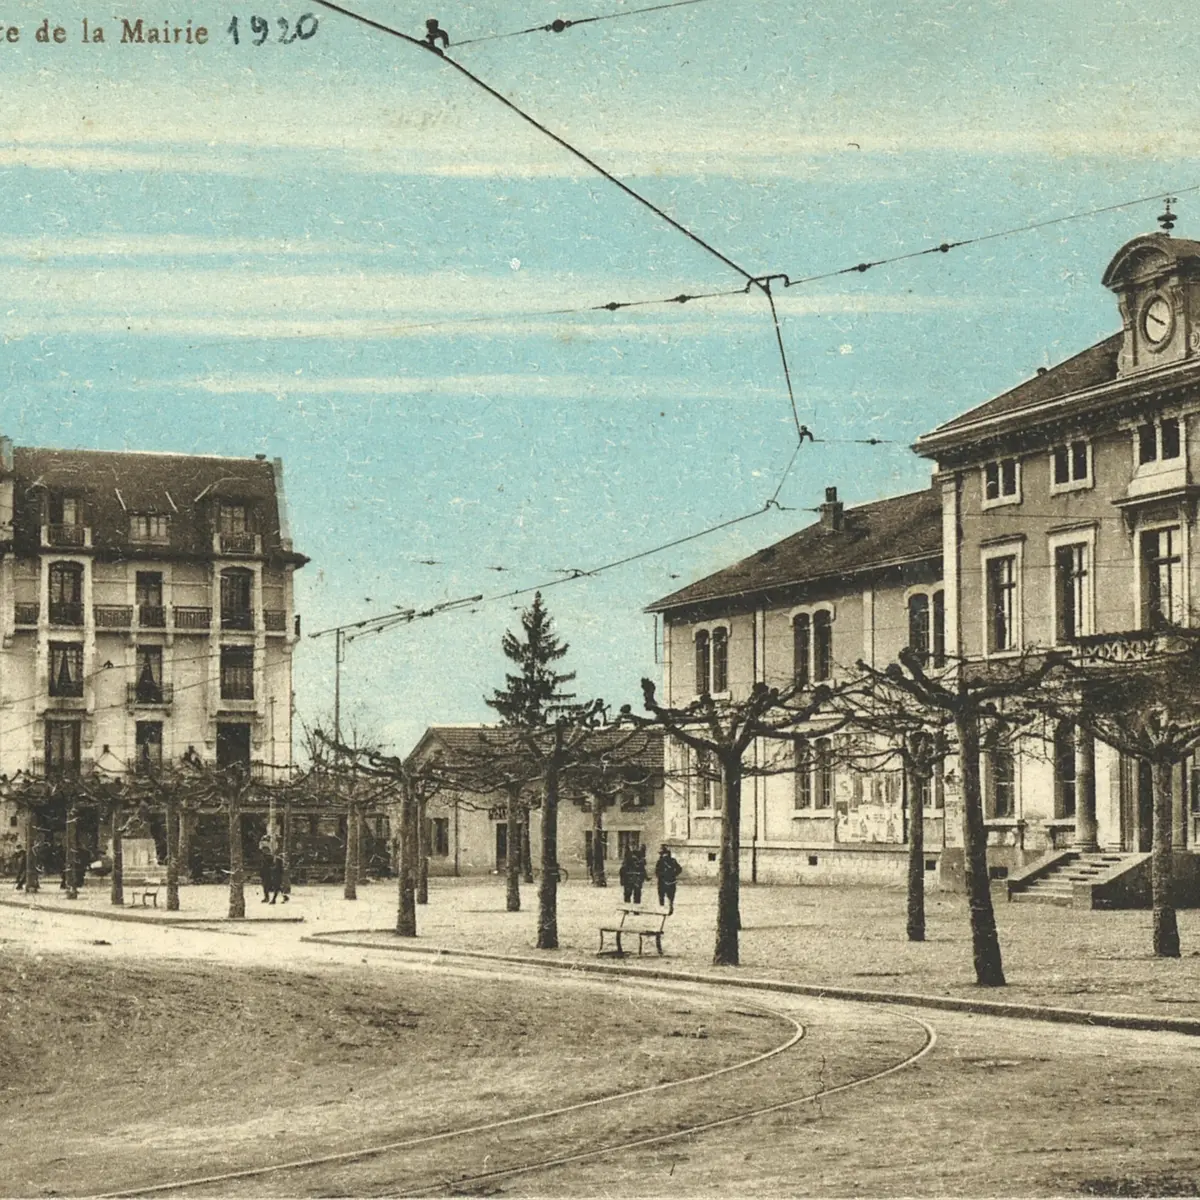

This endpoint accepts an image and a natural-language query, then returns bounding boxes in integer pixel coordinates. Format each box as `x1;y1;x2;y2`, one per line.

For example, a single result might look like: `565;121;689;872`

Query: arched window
794;609;833;685
907;590;946;667
711;627;728;693
220;568;254;630
793;614;811;686
813;611;833;681
694;630;710;696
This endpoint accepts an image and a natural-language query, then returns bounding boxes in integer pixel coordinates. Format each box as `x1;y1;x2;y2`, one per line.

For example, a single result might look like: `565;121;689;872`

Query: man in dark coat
654;845;682;914
618;847;646;905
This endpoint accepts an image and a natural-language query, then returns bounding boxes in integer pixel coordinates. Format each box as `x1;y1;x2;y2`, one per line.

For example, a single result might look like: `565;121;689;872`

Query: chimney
819;486;844;531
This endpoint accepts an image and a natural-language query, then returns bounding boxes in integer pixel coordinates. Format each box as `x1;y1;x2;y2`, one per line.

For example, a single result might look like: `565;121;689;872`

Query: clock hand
1148;311;1168;328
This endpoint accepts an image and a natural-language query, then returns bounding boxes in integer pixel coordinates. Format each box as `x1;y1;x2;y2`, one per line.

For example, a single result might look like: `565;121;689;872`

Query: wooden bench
598;906;669;957
128;880;162;907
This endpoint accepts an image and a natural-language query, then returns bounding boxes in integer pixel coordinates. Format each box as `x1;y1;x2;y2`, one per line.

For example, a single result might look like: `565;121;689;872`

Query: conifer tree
485;593;576;728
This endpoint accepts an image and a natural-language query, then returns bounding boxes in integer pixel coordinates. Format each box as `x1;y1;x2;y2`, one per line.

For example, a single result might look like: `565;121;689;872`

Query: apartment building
0;439;307;846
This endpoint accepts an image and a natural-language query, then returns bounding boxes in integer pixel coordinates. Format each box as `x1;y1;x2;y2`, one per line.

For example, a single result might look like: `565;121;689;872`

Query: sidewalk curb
0;897;305;926
303;930;1200;1037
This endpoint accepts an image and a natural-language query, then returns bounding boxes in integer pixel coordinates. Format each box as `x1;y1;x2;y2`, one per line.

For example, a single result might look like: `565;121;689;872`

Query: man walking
654;844;682;915
618;847;645;905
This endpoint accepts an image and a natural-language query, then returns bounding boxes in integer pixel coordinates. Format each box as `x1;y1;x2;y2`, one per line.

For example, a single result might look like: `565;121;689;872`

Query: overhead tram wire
451;0;721;48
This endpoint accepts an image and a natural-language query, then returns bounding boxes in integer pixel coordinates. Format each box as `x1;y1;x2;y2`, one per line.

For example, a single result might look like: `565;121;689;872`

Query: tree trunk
24;809;39;895
396;790;417;936
713;757;742;967
521;815;534;884
165;794;180;912
505;790;522;913
280;799;292;897
64;805;78;900
109;803;123;905
1151;758;1181;957
906;764;926;942
344;798;358;900
591;797;607;887
956;714;1005;986
177;807;192;883
417;796;429;905
537;764;560;950
228;793;246;919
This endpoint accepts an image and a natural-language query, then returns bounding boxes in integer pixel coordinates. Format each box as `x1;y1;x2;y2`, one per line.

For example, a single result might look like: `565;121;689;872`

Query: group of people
257;835;290;904
618;843;682;914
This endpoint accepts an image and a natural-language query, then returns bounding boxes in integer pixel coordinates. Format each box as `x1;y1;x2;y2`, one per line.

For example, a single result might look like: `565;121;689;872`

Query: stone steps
1009;852;1134;905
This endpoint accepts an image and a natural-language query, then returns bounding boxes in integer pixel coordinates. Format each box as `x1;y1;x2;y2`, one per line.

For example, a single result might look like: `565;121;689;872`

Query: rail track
92;962;935;1199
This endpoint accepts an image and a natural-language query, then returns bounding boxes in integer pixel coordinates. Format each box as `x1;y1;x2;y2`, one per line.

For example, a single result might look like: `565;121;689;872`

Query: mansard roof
9;446;306;565
646;486;942;615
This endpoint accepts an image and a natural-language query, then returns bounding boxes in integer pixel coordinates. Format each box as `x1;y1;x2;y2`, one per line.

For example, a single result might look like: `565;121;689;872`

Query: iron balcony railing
48;602;84;627
127;681;174;707
14;603;38;626
44;523;88;548
221;609;254;631
94;605;133;629
138;605;167;628
173;606;212;630
218;532;260;555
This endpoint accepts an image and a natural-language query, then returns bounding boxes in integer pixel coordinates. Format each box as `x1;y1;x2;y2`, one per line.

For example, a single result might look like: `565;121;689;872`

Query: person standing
654;845;682;915
12;844;26;891
258;835;276;903
619;847;645;905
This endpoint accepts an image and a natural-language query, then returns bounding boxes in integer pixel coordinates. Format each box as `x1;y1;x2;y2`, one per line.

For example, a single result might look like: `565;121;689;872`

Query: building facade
0;439;307;861
406;725;664;878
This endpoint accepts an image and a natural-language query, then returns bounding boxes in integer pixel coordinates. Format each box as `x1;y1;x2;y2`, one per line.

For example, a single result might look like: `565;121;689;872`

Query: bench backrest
616;906;668;931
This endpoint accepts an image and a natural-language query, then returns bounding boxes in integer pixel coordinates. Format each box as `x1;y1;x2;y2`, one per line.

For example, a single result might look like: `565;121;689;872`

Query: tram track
91;959;936;1200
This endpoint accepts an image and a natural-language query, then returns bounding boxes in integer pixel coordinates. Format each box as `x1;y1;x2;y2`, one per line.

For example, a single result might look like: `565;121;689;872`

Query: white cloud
0;234;379;260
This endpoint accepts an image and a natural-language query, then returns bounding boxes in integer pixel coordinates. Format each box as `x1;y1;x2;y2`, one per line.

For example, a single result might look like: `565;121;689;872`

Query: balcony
174;606;212;631
127;681;174;708
221;609;254;632
43;523;91;550
264;610;287;633
1072;629;1194;667
94;605;133;630
138;605;167;628
48;602;84;627
14;603;38;626
217;532;261;556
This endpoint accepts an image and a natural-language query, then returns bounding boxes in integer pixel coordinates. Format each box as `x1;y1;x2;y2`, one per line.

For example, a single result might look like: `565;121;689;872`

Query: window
985;554;1018;652
983;458;1019;504
48;562;83;626
136;572;165;627
694;630;710;696
136;721;163;774
913;760;945;813
1143;527;1184;629
216;722;251;770
711;626;728;693
1137;417;1182;465
220;645;254;700
1054;722;1077;819
987;747;1016;819
220;568;254;630
693;749;721;811
1051;440;1091;489
45;720;81;777
907;591;946;666
1054;543;1089;642
793;613;810;687
130;514;170;543
134;646;164;704
617;830;642;858
49;494;81;526
794;609;833;685
429;817;450;857
219;503;250;535
794;739;833;809
694;627;728;695
48;642;83;697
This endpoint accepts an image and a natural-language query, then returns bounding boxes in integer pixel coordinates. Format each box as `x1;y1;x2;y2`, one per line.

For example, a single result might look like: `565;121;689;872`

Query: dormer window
1137;417;1181;465
219;503;250;535
982;458;1020;506
49;494;81;526
130;513;170;544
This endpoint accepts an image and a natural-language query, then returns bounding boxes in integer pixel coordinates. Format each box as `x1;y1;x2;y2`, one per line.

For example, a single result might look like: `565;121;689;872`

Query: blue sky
3;0;1198;749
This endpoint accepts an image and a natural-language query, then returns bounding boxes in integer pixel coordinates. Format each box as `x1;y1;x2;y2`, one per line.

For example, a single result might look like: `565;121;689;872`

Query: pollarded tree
630;678;841;968
856;647;1066;986
1040;639;1200;958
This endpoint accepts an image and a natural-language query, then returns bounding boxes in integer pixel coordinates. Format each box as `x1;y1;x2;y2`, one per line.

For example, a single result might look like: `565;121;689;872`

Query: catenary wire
451;0;720;47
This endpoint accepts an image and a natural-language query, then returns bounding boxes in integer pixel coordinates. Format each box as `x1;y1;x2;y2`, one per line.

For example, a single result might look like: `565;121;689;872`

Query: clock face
1142;295;1174;346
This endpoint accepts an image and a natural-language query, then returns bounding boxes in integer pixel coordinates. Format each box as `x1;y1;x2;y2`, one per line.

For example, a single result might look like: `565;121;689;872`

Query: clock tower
1102;207;1200;377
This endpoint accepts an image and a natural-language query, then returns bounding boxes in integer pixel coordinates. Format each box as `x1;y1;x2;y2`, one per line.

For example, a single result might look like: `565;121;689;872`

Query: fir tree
485;593;576;727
